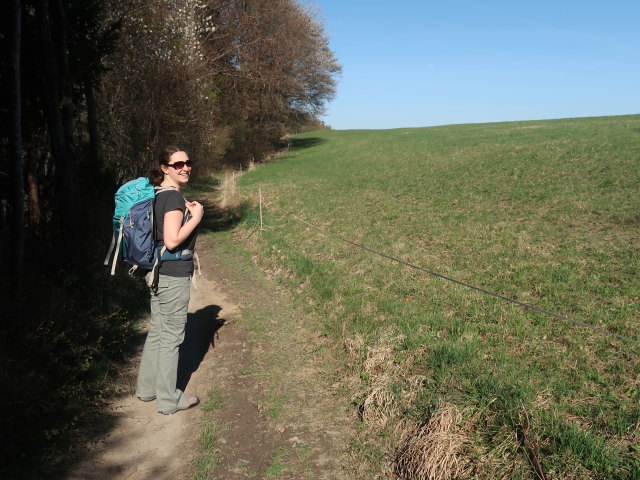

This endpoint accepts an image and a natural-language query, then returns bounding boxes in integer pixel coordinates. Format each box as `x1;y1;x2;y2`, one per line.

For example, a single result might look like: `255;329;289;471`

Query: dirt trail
66;252;238;479
65;235;357;479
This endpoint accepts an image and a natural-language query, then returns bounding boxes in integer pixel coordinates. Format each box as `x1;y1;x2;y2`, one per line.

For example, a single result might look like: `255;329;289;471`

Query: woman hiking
135;145;203;414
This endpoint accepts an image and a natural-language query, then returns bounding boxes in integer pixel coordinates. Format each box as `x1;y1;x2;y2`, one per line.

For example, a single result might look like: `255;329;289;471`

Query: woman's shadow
177;304;227;392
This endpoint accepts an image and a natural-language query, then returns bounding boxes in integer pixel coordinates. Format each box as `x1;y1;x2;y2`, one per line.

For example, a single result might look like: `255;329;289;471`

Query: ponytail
148;168;164;186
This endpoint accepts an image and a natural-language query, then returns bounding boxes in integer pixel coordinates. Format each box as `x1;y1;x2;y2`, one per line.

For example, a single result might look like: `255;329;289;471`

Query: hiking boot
159;395;199;415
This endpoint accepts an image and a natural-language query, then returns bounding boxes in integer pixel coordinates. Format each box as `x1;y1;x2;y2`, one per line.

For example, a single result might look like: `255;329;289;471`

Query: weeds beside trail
186;217;363;479
0;267;148;479
230;115;640;479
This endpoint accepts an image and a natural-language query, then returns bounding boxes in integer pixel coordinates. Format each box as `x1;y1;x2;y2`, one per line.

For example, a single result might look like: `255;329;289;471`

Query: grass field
234;115;640;479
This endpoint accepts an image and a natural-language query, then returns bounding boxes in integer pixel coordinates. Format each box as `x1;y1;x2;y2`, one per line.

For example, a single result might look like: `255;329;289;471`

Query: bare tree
8;0;24;288
36;0;79;243
202;0;341;162
97;0;225;179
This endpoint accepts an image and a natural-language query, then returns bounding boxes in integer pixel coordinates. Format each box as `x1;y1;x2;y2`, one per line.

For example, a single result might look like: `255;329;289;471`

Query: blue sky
308;0;640;130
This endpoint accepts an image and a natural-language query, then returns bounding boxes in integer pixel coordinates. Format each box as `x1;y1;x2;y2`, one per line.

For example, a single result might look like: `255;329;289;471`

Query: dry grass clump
218;171;242;215
359;374;427;431
344;333;366;363
403;374;427;404
346;329;412;430
394;402;471;480
359;378;400;429
364;328;404;373
363;335;400;374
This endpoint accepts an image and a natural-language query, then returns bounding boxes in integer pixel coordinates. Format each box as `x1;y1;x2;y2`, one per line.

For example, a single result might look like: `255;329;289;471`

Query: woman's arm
162;201;204;250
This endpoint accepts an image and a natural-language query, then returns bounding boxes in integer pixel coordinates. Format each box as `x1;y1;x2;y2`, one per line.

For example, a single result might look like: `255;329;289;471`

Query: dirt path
65;234;359;479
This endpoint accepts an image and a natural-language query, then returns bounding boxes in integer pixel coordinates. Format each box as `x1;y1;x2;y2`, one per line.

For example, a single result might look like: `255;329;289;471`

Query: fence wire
276;207;638;346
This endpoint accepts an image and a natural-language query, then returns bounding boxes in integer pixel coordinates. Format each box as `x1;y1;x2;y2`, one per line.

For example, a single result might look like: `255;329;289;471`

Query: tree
0;0;340;277
0;0;122;273
201;0;341;162
0;1;340;474
96;0;225;180
8;0;24;288
36;0;79;243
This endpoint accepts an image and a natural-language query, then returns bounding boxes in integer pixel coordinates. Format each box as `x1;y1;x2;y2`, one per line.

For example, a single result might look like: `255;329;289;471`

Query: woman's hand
185;201;204;223
163;201;204;250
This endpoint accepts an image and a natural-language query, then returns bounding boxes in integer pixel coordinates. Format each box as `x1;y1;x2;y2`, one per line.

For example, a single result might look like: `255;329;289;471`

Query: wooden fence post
259;187;264;230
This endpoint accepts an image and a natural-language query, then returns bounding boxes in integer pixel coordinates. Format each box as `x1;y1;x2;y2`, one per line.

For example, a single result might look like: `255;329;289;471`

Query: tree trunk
27;151;42;229
52;0;75;159
85;80;99;168
9;0;24;289
36;0;77;248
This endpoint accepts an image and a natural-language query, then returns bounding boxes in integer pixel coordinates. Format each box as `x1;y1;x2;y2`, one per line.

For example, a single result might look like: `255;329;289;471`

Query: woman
135;146;204;414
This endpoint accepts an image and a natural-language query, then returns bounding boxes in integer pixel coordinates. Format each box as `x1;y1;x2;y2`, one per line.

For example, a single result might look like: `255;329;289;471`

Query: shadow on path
177;304;227;392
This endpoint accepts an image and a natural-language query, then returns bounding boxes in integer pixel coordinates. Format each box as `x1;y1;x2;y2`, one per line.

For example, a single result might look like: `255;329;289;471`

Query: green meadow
235;115;640;478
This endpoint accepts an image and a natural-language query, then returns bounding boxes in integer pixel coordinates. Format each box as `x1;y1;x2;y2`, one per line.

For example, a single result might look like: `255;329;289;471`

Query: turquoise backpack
104;177;183;274
104;177;199;287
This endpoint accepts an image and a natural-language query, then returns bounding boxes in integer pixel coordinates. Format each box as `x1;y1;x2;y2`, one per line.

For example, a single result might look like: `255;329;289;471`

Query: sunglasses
164;160;193;170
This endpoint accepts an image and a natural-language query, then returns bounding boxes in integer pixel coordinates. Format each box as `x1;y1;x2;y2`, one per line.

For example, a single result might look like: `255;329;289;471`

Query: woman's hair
148;145;186;186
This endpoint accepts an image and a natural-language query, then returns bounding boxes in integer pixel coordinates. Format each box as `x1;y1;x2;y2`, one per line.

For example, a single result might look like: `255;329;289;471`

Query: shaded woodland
0;0;340;476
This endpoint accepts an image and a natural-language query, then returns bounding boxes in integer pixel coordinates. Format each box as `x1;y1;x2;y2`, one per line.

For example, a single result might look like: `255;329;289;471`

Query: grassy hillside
235;115;640;479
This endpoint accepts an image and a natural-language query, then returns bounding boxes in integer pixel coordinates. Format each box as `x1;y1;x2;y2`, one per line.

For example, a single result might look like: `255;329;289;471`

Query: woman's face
162;151;192;186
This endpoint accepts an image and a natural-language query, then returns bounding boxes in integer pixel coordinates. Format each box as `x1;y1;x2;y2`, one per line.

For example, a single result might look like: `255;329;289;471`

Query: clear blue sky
308;0;640;130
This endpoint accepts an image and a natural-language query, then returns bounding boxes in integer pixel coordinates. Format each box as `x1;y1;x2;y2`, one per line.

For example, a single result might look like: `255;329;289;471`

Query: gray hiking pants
136;274;190;412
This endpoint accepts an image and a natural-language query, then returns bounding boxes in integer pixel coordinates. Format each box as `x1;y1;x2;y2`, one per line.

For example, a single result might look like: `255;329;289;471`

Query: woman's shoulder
160;187;184;198
156;188;185;210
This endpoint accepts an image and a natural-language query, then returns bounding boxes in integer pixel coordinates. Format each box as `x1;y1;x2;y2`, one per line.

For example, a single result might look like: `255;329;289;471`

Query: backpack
103;177;175;275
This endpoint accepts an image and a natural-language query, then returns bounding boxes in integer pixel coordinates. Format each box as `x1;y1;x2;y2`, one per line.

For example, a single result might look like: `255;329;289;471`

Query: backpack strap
155;185;177;194
103;230;117;267
110;217;125;275
147;245;167;290
191;252;202;290
104;217;125;276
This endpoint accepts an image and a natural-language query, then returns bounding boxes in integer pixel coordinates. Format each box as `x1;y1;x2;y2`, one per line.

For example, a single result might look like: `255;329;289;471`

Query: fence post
259;187;264;230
